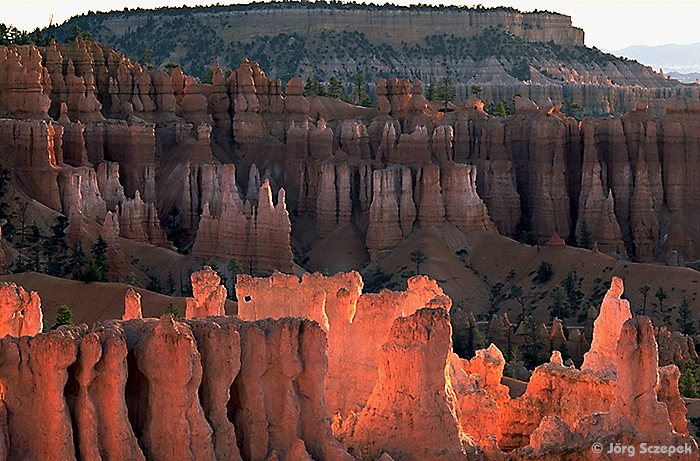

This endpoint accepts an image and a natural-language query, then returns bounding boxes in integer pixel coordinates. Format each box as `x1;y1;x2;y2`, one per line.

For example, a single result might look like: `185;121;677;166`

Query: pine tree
91;236;109;282
352;74;372;106
578;220;592;249
227;257;244;300
165;300;181;318
518;315;546;369
138;49;155;71
437;76;456;111
515;215;537;245
470;84;483;98
678;297;696;335
638;283;651;315
534;261;554;284
327;76;343;99
410;249;428;275
679;360;699;398
426;80;437;101
51;305;74;330
655;285;669;312
303;77;315;96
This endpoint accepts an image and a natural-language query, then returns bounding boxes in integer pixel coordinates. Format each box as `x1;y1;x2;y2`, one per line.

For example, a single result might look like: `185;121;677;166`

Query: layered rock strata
6;44;700;268
191;168;294;276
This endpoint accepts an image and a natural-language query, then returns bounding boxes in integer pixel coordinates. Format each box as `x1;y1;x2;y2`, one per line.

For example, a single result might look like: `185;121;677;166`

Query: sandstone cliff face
236;272;451;421
185;266;227;319
452;343;510;443
7;45;700;270
657;327;698;367
123;287;142;320
96;161;127;211
508;98;571;242
118;191;167;246
1;271;696;461
577;119;627;256
508;280;698;461
76;4;700;122
498;358;616;451
236;271;698;461
0;119;62;211
0;314;351;461
342;308;476;461
442;163;497;234
0;45;51;120
191;167;294;276
569;317;698;461
0;282;42;338
365;168;406;260
582;276;632;378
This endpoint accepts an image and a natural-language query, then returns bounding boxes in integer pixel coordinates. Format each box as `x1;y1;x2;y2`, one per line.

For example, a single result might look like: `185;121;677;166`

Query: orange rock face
192;174;294;276
7;46;700;264
122;286;142;320
509;281;698;461
452;343;510;443
342;308;476;461
0;45;51;119
0;273;697;461
657;327;698;366
570;317;699;460
134;318;216;460
236;272;450;420
185;266;227;319
0;282;42;338
582;276;632;378
0;329;80;460
499;358;616;451
0;314;350;461
237;272;699;461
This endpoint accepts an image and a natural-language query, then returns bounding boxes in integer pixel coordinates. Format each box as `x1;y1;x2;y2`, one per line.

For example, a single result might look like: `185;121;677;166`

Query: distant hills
49;2;615;83
41;2;697;116
614;42;700;82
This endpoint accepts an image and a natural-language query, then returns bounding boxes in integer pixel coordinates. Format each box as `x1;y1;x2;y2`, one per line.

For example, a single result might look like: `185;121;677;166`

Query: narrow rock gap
64;360;81;459
124;351;148;445
228;372;245;460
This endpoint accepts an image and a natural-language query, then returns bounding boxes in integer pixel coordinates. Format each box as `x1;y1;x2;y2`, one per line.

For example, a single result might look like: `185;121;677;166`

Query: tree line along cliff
42;2;695;117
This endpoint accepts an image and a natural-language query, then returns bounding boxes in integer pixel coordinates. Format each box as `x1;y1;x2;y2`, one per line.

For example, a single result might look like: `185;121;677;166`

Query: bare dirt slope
3;219;699;335
0;272;237;328
310;223;700;330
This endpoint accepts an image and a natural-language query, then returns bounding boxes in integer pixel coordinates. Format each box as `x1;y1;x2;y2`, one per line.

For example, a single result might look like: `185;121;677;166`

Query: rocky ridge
48;3;699;118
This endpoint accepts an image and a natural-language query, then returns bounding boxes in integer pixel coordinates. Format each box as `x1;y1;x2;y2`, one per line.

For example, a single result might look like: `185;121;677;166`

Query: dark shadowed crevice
228;374;245;459
63;360;80;458
124;351;149;444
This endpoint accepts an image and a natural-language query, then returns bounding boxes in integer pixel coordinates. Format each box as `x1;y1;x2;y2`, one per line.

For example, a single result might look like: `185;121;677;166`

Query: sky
2;0;699;51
